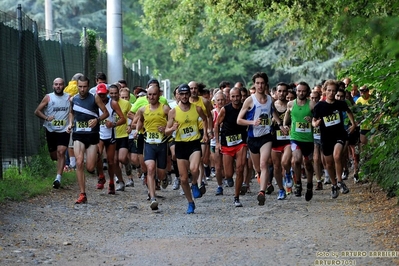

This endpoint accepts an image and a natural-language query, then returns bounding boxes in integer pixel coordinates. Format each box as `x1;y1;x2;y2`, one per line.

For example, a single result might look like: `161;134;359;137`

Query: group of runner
35;71;370;214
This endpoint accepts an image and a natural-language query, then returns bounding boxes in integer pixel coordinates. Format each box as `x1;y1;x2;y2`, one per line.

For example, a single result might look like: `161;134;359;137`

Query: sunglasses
360;89;368;92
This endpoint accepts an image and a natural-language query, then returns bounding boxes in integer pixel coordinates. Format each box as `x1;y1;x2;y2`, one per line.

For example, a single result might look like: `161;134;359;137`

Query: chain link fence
0;6;152;178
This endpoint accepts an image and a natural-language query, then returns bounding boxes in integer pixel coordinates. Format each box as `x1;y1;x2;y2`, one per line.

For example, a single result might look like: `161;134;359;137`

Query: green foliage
26;143;56;177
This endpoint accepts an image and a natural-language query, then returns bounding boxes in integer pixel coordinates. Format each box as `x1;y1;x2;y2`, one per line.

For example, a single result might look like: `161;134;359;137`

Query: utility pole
107;0;123;83
45;0;53;40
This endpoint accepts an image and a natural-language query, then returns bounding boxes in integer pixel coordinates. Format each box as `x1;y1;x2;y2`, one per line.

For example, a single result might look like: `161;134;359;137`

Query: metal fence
0;6;152;177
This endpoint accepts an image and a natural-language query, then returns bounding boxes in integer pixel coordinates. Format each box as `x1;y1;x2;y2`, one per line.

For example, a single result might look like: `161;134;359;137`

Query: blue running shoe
285;173;293;188
215;186;223;196
187;202;195;214
191;184;202;198
277;189;287;200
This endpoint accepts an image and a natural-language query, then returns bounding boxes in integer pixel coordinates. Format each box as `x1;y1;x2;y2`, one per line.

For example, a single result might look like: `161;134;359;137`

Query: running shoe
108;184;115;195
240;183;248;195
294;184;302;197
266;183;274;195
199;181;206;195
116;182;125;191
187;202;195;214
342;170;349;180
277;189;286;200
257;191;266;206
331;185;339;199
155;179;161;190
215;186;223;196
96;175;106;189
285;174;293;188
125;163;132;176
338;181;350;194
172;177;180;190
224;178;234;187
305;183;313;201
206;176;212;181
150;199;159;210
286;186;292;195
191;184;202;198
125;178;135;187
234;198;243;207
53;180;61;189
75;193;87;204
167;173;173;185
353;173;359;184
316;181;323;190
324;176;331;184
161;178;168;189
103;161;108;170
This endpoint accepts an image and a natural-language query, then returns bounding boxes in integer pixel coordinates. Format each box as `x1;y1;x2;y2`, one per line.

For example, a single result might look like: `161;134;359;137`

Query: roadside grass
0;166;76;203
0;145;76;203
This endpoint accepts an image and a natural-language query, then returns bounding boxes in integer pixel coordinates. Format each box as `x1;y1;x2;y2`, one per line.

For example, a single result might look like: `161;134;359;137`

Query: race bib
276;130;290;140
323;113;341;127
99;119;107;129
146;131;163;144
51;119;66;130
295;122;311;133
180;125;198;140
313;127;321;140
259;117;270;126
75;121;91;132
226;134;242;147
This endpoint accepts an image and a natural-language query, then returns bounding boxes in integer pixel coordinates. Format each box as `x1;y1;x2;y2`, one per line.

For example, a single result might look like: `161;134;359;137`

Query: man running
283;81;315;201
189;81;213;192
237;72;285;206
108;84;131;191
34;77;70;189
215;87;248;207
136;85;171;210
271;82;292;200
313;80;355;198
95;84;126;194
67;75;109;204
165;84;208;214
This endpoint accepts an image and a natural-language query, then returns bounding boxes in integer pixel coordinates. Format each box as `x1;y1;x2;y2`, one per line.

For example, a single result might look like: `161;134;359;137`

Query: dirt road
0;173;398;265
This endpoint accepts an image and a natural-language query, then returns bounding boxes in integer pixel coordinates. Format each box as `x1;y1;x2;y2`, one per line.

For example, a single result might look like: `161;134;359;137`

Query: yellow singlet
115;98;131;138
143;104;168;144
190;96;207;130
174;104;201;142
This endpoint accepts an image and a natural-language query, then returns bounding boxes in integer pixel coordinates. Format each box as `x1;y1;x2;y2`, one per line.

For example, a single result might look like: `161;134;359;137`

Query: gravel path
0;172;398;265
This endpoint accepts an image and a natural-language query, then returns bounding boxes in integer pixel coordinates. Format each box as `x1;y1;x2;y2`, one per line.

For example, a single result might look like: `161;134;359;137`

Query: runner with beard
215;87;248;207
165;84;208;214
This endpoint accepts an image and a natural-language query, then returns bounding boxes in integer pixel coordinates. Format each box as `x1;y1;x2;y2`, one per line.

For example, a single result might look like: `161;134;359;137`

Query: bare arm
34;95;50;120
110;100;126;128
135;107;145;133
237;96;255;126
197;106;208;142
203;98;213;134
215;107;225;152
165;108;178;136
271;101;287;134
283;101;293;129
